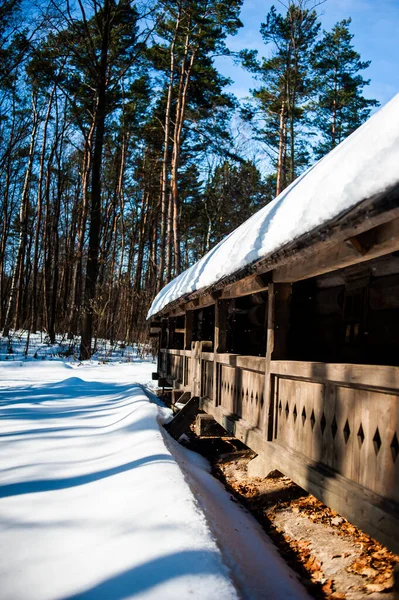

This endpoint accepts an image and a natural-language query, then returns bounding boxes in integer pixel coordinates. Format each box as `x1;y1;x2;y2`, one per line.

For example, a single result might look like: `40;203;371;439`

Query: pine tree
151;0;243;286
240;2;320;196
311;19;379;159
44;0;142;358
187;159;271;256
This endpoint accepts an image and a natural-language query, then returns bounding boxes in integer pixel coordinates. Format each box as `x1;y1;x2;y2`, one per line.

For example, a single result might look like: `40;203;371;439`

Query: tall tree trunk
157;11;180;293
48;100;67;342
276;98;286;197
68;118;95;336
0;90;18;329
169;29;198;279
31;85;55;333
3;93;38;336
80;0;111;360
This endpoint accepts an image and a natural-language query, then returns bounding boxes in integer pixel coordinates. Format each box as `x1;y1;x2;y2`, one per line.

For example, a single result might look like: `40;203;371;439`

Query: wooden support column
191;341;202;397
213;300;228;407
263;282;292;440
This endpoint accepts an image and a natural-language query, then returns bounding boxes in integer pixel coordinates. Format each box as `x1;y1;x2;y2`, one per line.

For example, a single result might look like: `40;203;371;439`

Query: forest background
0;0;395;359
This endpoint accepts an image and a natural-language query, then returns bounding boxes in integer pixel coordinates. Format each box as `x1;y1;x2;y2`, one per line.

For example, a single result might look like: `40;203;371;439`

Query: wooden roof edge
149;184;399;321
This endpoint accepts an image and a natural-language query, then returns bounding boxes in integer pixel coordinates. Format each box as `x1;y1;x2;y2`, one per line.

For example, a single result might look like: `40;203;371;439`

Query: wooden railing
201;359;213;400
163;349;186;384
213;354;266;430
160;348;268;431
270;361;399;504
159;348;399;550
160;349;399;503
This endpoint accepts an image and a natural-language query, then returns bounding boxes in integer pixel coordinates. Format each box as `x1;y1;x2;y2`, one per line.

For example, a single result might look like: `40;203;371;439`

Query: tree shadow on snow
0;378;140;408
0;453;173;498
0;379;154;426
60;550;224;600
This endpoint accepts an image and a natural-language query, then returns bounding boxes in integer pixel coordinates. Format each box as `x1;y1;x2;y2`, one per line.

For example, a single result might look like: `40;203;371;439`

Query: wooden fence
158;346;399;552
270;361;399;504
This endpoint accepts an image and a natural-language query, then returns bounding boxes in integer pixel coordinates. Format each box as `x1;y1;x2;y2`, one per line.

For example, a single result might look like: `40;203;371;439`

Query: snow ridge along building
148;93;399;553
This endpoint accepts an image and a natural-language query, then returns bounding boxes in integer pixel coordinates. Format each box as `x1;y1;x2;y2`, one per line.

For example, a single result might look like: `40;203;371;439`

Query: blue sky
216;0;399;109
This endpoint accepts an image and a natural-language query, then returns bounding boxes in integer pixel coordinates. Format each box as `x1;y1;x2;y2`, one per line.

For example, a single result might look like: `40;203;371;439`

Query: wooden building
148;95;399;553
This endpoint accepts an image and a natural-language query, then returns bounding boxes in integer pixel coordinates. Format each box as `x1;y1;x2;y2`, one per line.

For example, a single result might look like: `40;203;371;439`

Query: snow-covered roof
148;92;399;319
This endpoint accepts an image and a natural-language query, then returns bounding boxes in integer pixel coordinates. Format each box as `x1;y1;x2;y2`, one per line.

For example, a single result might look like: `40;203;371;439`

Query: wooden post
191;340;202;397
213;300;228;407
263;282;291;440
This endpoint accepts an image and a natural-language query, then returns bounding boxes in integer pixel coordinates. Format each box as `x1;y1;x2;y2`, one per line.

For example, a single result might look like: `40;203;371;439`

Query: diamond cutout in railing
343;419;351;444
285;401;289;419
293;405;298;423
278;400;282;415
373;427;382;455
320;413;326;434
357;424;365;448
260;394;264;407
301;407;307;426
390;432;399;463
310;409;316;431
331;416;338;439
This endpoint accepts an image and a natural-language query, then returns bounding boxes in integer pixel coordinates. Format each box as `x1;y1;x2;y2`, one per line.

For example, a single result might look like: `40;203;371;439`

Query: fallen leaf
322;578;334;594
365;578;394;593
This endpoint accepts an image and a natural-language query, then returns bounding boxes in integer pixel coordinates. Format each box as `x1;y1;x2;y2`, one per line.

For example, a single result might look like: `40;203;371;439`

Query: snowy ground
0;359;309;600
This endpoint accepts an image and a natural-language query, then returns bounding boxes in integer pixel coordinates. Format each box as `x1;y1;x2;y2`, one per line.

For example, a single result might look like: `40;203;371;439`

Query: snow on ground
0;359;309;600
0;332;152;363
148;92;399;318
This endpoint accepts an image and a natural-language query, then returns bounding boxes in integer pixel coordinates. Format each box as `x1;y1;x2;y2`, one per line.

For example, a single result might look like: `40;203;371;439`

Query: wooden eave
150;183;399;320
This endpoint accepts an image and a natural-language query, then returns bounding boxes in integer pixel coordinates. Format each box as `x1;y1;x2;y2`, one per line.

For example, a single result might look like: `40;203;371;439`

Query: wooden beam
166;396;200;439
274;216;399;283
164;306;185;318
184;295;215;312
346;236;368;256
255;193;399;279
270;360;399;391
220;273;270;299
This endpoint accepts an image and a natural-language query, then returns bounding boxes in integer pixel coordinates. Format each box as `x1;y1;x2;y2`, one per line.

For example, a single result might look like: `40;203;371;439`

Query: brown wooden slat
270;361;399;390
